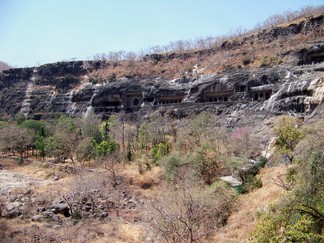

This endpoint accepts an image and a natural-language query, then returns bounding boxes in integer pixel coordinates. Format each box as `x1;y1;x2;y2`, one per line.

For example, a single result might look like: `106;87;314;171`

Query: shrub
160;153;182;181
243;175;263;193
252;134;324;242
194;145;223;185
147;184;235;242
242;55;252;65
96;139;119;157
150;142;169;163
259;55;283;67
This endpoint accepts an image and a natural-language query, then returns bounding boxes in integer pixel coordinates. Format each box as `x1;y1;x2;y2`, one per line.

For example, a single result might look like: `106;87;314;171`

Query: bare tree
230;126;259;158
0;124;32;163
61;172;110;219
147;183;234;242
101;152;122;186
125;51;137;67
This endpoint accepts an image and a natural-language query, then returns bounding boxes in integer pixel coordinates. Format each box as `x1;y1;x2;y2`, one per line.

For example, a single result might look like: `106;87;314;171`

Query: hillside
0;13;323;122
0;8;323;243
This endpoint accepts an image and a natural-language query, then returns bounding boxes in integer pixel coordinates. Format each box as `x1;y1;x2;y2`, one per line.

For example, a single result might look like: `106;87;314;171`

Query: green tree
95;139;119;157
53;116;81;164
274;116;303;163
95;138;120;183
15;113;25;125
195;145;223;185
20;119;49;158
76;138;97;166
151;142;169;163
0;121;7;129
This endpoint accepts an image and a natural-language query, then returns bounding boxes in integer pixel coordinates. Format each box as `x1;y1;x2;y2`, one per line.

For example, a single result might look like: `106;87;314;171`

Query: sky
0;0;323;67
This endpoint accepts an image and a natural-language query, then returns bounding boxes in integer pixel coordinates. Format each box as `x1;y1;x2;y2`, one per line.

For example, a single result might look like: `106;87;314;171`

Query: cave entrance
133;98;140;106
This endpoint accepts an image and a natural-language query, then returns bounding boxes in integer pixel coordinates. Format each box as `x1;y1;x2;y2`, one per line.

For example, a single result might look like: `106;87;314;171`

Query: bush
274;116;304;163
150;142;169;163
243;175;263;193
160;153;181;181
194;145;223;185
250;211;283;242
147;184;235;242
259;55;283;67
242;55;252;65
96;139;119;157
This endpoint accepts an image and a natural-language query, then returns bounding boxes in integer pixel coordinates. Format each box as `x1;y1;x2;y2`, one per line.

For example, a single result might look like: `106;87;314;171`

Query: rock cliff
0;14;323;121
0;59;323;121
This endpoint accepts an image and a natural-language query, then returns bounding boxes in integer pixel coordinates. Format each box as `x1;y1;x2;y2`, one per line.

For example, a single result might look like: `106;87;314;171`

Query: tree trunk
19;151;24;164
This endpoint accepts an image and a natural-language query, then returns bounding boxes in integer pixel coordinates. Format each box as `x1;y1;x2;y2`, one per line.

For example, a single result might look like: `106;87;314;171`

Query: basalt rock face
0;59;323;120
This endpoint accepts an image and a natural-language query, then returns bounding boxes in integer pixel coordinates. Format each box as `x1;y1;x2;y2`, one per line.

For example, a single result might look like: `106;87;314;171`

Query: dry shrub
60;171;119;219
128;166;164;189
145;182;235;242
0;195;5;217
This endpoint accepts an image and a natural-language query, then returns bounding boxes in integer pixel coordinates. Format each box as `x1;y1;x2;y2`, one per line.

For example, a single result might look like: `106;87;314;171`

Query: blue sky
0;0;323;67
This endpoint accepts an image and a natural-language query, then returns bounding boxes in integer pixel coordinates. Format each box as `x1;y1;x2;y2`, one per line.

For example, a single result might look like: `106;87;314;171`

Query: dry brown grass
123;164;165;191
0;155;292;242
87;17;323;82
212;165;288;242
114;223;146;243
0;156;58;180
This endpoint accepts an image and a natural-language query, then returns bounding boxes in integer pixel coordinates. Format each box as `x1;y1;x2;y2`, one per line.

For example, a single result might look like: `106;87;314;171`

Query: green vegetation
0;112;322;241
252;118;324;242
274;116;304;163
150;142;169;163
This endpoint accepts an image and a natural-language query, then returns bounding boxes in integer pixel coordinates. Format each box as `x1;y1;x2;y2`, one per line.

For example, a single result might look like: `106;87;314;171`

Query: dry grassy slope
0;152;293;242
89;13;323;80
213;165;288;242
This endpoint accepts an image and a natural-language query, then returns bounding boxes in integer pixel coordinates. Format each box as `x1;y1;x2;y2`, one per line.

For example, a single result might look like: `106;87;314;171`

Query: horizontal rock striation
0;59;323;120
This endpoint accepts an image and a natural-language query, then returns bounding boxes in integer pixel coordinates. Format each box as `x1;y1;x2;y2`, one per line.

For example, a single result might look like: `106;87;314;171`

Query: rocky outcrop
0;51;324;120
0;13;323;120
258;15;324;41
263;76;324;113
298;44;324;65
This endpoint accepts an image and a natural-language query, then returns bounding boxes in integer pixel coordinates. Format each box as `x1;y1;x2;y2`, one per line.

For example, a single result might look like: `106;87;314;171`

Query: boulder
50;202;70;217
5;202;23;218
220;176;242;187
31;214;45;222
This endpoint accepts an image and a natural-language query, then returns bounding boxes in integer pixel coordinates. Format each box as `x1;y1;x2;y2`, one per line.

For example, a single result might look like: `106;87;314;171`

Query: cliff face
0;58;323;121
0;14;323;121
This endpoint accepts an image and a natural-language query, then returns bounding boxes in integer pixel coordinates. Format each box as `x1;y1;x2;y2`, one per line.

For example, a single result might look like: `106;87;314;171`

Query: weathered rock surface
0;60;323;120
0;169;49;194
220;176;242;187
4;201;23;218
50;201;70;217
0;14;324;120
